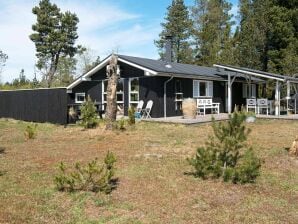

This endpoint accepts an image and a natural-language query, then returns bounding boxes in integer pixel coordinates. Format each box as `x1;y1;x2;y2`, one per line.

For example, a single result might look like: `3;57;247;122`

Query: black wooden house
66;53;261;118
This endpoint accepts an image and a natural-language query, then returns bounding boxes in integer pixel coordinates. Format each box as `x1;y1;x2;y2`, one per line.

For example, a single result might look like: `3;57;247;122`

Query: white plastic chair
141;100;153;119
136;100;144;113
257;98;269;115
246;98;257;114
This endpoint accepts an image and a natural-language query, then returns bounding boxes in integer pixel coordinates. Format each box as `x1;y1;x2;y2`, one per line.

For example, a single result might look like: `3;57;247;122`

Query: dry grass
0;118;298;224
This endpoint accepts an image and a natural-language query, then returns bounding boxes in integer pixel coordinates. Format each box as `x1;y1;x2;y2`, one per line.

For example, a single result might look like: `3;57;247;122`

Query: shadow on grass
109;177;120;192
0;147;5;154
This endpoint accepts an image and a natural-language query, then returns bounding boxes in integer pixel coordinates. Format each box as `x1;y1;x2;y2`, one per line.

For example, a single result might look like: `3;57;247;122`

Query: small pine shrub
188;111;261;184
24;123;37;140
54;151;117;193
232;149;261;184
117;118;126;131
80;96;98;129
128;107;135;125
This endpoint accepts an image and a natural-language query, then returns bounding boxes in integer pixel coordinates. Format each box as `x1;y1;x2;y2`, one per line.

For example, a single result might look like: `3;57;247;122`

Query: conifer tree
191;0;234;66
155;0;193;63
30;0;79;87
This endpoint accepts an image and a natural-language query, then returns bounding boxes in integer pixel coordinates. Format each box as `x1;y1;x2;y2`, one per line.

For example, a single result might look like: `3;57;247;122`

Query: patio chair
257;98;269;115
136;100;144;112
141;100;153;119
246;98;257;114
134;100;144;118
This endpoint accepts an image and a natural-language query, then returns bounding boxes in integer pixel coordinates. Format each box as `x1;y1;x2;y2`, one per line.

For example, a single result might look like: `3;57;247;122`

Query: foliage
76;47;101;75
155;0;193;63
117;118;126;131
30;0;79;87
128;107;136;125
54;151;117;193
80;96;98;129
188;111;261;184
24;123;38;140
191;0;235;66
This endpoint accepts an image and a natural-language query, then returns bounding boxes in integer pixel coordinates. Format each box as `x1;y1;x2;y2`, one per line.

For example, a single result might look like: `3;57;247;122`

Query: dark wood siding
70;62;229;117
0;88;67;124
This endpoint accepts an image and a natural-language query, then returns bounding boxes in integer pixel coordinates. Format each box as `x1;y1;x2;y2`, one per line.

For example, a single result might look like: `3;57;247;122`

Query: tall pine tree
155;0;193;63
30;0;79;87
191;0;235;66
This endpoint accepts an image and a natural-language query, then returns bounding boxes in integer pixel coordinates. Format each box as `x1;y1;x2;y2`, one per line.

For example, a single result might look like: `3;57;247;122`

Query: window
193;80;213;97
243;84;256;98
75;93;86;103
102;79;124;110
129;78;139;106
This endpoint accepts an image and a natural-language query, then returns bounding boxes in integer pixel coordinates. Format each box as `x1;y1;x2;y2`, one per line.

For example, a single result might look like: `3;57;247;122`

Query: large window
129;78;139;107
193;80;213;97
243;83;256;98
102;79;124;110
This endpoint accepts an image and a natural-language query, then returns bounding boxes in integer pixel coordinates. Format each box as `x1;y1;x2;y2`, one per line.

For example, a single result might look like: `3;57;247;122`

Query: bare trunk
47;54;60;88
105;54;119;130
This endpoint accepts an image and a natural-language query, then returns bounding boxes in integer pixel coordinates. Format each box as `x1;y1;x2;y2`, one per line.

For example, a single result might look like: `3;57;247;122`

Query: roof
118;54;224;79
214;64;298;83
67;54;264;90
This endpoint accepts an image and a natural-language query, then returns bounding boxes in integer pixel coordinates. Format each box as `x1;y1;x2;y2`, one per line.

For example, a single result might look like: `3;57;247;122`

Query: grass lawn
0;118;298;224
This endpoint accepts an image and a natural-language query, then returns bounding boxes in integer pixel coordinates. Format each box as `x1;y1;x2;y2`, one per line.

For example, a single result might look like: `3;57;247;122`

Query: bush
188;111;261;184
117;118;126;130
128;107;135;125
24;123;37;140
54;151;116;193
80;96;98;129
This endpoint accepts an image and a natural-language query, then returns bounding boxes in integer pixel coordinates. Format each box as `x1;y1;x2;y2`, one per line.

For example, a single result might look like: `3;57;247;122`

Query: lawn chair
246;98;257;114
141;100;153;119
257;98;269;115
134;100;144;118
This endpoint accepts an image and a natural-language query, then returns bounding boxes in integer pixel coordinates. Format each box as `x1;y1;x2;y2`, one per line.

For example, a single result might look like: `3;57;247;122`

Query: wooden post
287;81;291;115
275;80;280;116
248;75;252;98
228;72;232;114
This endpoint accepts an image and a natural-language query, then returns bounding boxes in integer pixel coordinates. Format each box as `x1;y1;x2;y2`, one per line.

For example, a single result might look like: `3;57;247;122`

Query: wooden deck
143;113;298;125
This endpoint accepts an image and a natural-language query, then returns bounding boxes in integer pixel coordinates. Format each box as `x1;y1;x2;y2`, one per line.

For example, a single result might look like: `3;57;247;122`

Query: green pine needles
80;96;98;129
188;111;261;184
24;123;37;140
54;151;117;194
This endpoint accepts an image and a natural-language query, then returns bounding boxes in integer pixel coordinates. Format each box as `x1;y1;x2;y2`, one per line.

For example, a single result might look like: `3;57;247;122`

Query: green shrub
24;123;37;140
128;107;135;125
117;118;126;131
188;111;261;184
54;151;117;193
232;149;261;184
80;96;98;129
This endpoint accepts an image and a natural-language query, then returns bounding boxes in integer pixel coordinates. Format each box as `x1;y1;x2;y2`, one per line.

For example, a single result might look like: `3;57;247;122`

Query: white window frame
129;77;139;106
75;92;86;103
102;80;124;110
193;80;213;98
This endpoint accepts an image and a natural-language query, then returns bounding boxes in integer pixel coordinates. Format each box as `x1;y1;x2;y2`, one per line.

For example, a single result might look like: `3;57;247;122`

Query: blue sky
0;0;239;82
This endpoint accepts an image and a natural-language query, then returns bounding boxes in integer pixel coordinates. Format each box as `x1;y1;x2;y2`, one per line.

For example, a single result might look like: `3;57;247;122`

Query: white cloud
0;0;159;83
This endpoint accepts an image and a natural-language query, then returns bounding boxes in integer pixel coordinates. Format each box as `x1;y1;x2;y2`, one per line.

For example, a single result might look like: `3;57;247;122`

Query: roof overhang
213;64;298;83
158;72;225;81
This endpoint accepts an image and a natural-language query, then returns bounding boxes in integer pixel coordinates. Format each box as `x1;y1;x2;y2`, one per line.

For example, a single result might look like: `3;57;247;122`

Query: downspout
164;76;174;119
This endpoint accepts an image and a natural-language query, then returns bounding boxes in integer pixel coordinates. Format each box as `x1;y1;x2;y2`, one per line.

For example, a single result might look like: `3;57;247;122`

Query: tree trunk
105;54;119;130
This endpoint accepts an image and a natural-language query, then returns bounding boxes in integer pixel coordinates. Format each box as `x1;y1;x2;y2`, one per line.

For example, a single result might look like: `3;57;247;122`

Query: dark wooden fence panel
0;88;67;124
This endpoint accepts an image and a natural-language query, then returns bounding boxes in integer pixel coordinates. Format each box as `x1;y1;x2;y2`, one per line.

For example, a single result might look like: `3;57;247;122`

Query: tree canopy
155;0;193;63
156;0;297;77
30;0;79;87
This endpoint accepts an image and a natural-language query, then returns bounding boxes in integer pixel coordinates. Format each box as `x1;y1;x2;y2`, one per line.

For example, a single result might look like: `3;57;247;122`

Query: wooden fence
0;88;68;124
